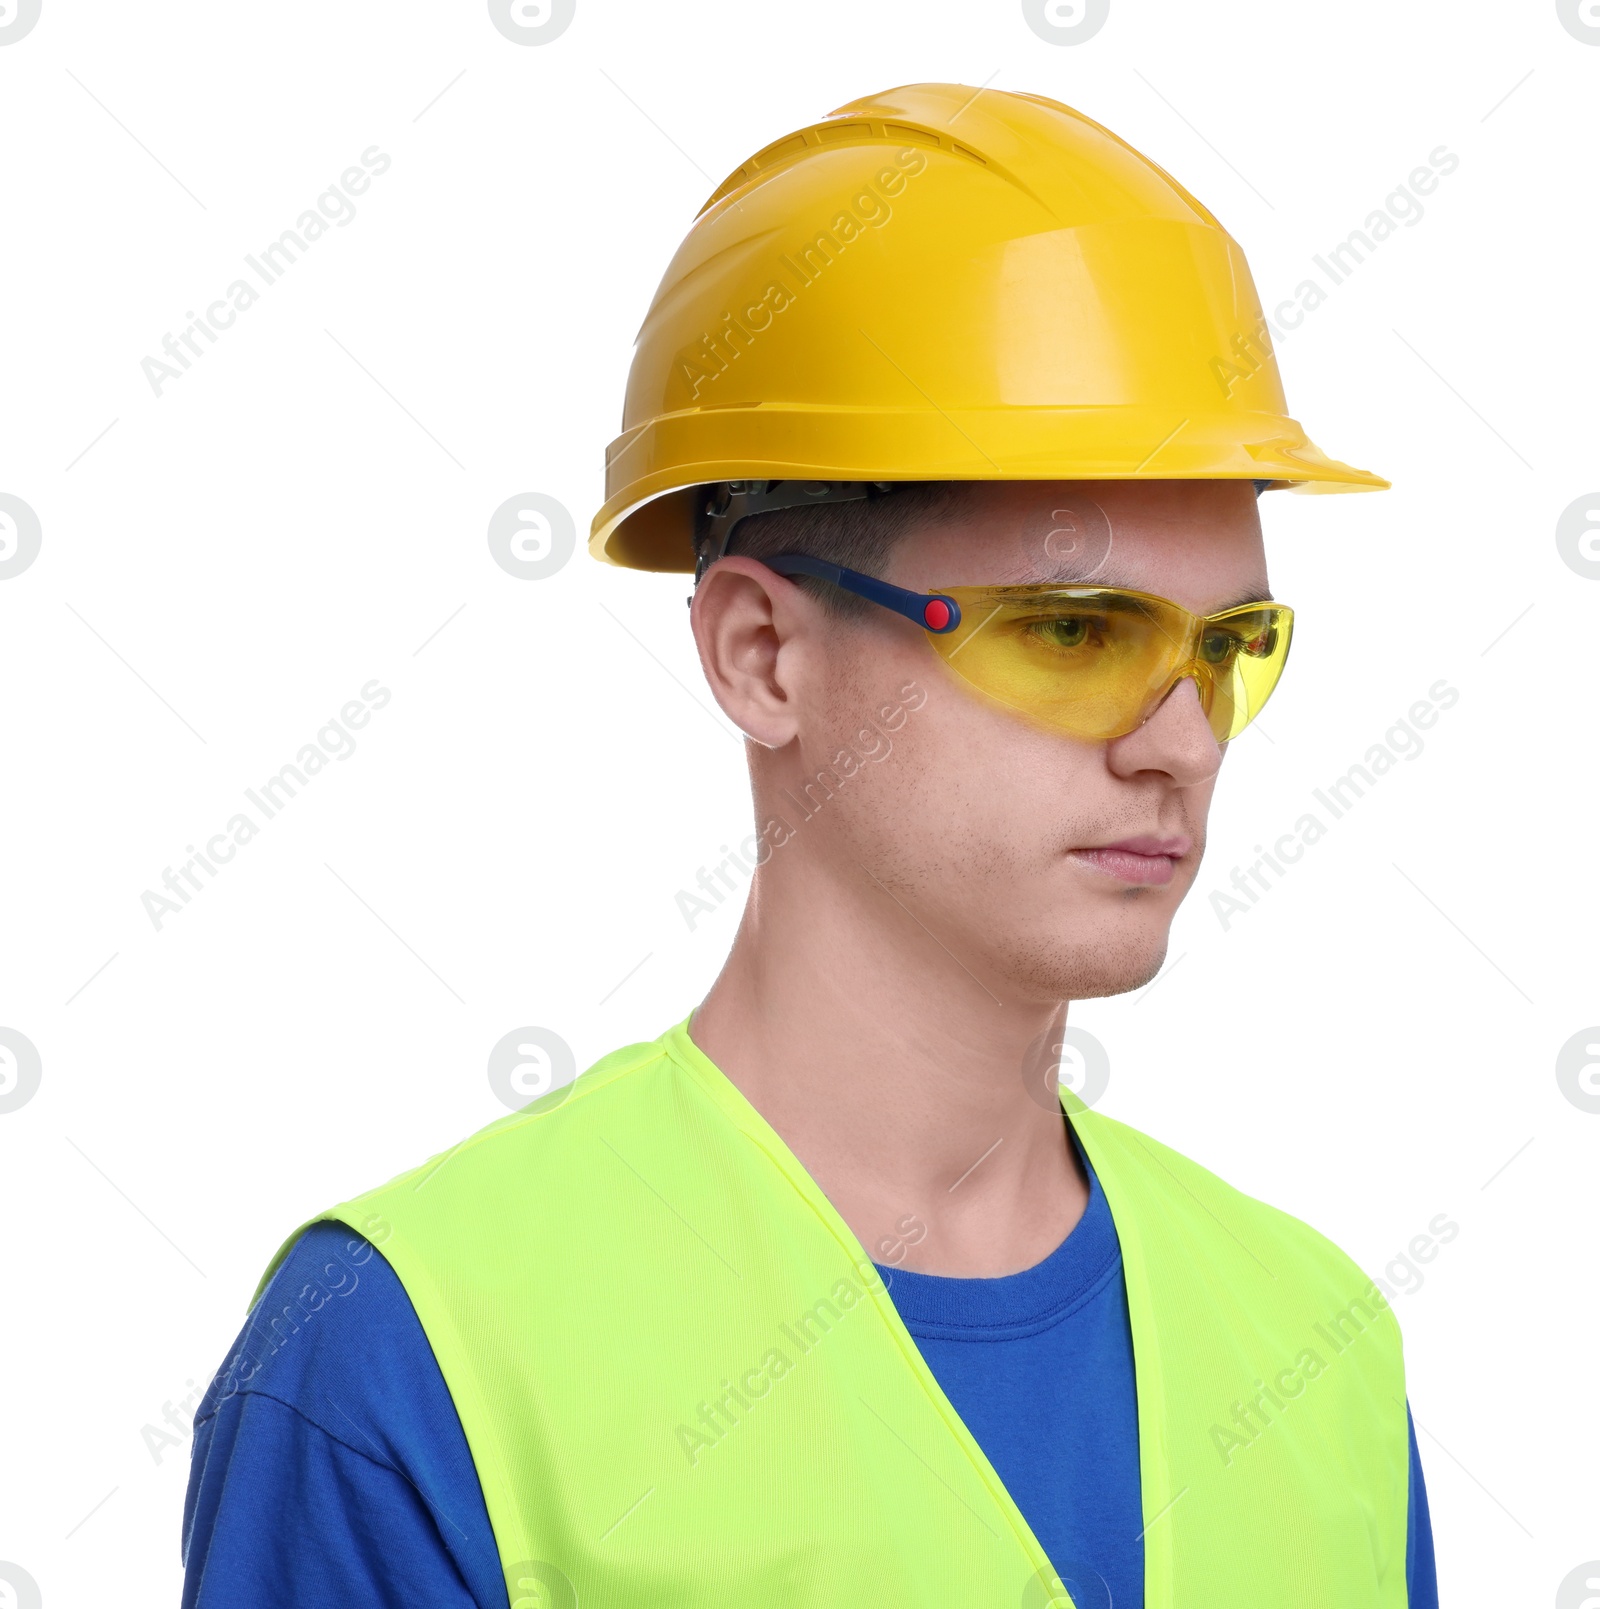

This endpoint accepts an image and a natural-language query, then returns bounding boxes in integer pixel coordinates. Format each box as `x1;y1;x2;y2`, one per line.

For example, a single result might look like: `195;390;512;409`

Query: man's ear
689;556;825;749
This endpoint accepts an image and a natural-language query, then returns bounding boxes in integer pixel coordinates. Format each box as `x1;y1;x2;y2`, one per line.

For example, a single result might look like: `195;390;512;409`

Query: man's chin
998;929;1171;1004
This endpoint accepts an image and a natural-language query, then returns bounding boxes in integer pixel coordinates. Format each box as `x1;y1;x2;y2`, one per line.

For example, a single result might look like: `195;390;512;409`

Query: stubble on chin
986;916;1171;1005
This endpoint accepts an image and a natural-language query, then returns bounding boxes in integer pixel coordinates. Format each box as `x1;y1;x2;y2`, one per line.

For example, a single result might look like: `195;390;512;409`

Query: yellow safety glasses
768;555;1293;744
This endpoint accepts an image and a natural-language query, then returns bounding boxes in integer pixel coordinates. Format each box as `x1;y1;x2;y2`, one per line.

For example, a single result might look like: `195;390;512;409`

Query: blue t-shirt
182;1135;1436;1607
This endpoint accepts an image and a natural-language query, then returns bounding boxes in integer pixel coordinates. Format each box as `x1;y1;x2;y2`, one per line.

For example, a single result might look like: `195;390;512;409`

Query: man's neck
689;853;1089;1279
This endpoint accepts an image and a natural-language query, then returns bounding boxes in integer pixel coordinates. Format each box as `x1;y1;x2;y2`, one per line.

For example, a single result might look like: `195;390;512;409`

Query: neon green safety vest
255;1015;1411;1608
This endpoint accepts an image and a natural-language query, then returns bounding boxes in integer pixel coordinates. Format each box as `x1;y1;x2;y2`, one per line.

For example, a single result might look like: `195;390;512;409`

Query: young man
184;86;1437;1607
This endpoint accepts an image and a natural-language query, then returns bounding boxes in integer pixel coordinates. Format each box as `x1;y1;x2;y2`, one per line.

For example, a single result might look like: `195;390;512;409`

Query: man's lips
1068;835;1191;887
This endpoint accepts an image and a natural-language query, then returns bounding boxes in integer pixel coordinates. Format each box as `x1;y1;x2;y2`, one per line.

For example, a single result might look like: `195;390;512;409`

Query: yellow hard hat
591;82;1388;573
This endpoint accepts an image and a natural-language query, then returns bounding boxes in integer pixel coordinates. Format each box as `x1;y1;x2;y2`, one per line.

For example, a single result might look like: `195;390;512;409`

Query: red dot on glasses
923;598;952;630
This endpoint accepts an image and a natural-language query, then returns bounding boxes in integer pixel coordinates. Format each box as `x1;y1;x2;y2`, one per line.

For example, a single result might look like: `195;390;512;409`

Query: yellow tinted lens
929;588;1190;741
1196;605;1293;741
928;589;1292;743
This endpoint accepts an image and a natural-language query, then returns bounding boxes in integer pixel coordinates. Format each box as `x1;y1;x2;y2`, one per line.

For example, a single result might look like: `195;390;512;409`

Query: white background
1;1;1596;1604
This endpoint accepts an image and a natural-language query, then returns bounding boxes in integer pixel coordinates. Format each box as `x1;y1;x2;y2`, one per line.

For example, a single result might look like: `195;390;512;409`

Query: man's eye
1025;615;1103;649
1201;623;1275;663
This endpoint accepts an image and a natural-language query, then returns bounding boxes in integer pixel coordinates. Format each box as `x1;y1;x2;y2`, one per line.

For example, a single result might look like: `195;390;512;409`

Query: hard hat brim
590;406;1389;573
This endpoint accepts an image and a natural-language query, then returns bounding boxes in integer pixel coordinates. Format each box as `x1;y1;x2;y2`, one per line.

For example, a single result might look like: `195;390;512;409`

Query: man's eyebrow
1210;584;1277;611
979;565;1275;611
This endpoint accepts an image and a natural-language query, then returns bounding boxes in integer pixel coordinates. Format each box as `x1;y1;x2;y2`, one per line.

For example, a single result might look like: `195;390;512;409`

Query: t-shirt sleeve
1405;1401;1439;1609
181;1221;505;1609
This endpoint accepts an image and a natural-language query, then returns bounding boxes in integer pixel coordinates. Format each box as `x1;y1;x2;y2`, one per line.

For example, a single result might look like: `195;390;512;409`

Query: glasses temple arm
764;553;962;633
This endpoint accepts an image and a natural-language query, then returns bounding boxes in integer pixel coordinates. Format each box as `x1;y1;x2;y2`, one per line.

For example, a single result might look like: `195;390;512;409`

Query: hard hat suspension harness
694;480;904;584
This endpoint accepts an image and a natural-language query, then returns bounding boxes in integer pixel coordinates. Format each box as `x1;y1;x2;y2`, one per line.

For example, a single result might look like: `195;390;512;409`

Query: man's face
782;478;1271;1004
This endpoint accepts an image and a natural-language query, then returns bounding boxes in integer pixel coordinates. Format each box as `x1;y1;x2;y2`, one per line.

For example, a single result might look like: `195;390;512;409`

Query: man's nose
1106;674;1223;786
